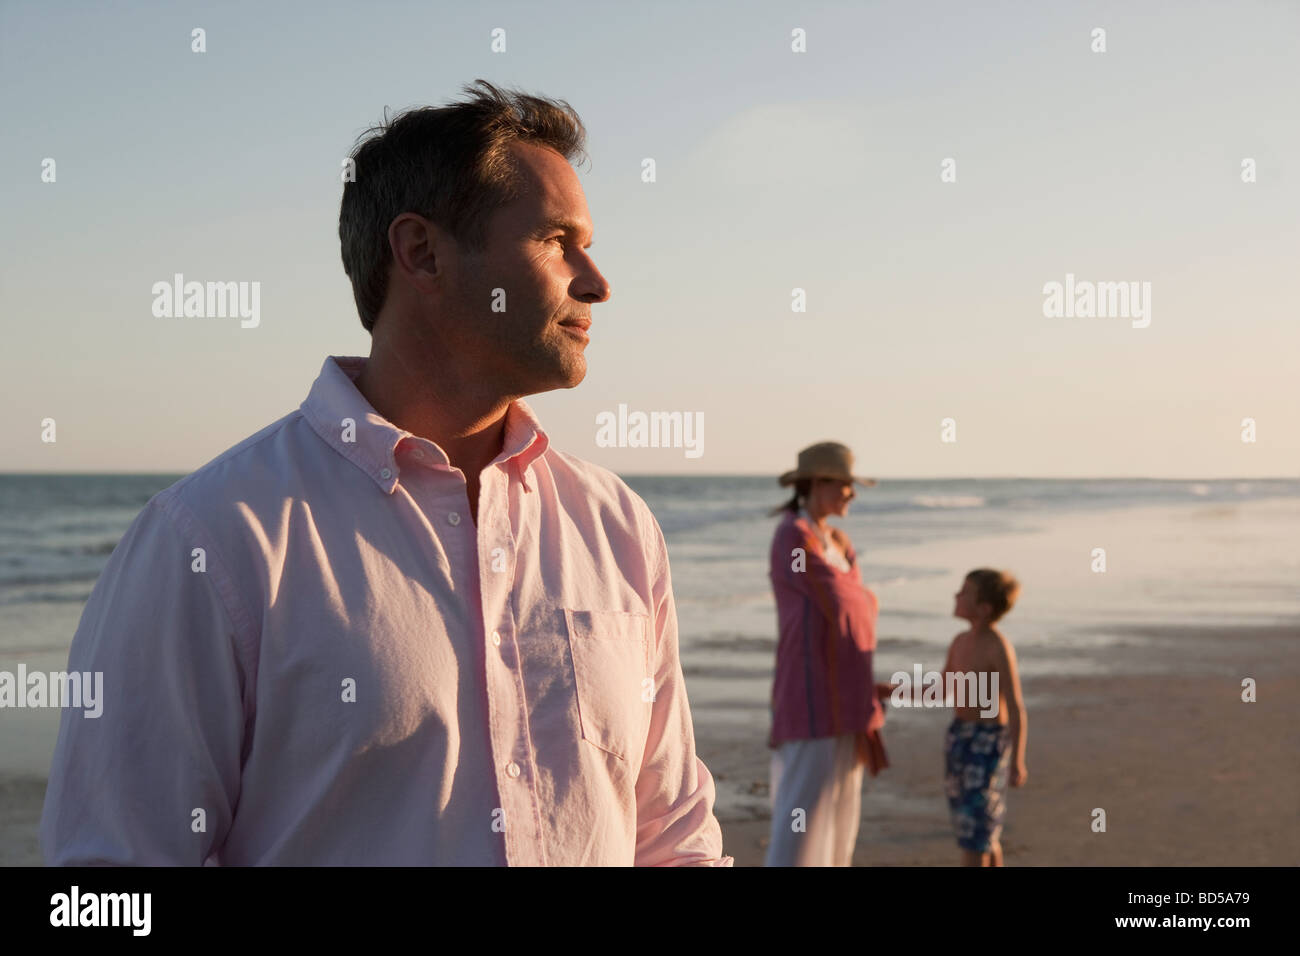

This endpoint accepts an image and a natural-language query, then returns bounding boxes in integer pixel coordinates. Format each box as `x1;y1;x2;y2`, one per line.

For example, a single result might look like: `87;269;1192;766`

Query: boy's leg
946;719;986;864
949;721;1009;867
984;733;1011;868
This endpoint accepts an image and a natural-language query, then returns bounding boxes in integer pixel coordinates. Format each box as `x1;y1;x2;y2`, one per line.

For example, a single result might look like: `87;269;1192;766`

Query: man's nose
574;254;611;303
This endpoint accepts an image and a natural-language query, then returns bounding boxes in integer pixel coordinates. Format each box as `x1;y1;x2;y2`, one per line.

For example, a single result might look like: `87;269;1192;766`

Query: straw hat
778;441;877;487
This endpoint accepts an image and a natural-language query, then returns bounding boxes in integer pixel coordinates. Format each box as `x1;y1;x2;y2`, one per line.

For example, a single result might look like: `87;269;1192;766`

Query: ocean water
1;474;1298;774
2;474;1297;652
616;476;1300;731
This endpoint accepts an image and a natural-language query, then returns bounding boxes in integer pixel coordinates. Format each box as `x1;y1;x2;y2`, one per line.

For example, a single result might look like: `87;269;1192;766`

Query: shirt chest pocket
564;608;653;762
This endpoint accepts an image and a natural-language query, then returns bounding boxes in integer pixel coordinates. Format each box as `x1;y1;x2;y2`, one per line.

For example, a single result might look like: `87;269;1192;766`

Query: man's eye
546;235;565;244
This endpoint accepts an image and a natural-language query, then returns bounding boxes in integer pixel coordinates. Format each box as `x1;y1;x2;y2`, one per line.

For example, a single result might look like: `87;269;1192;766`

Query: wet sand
5;622;1295;867
701;622;1300;865
0;775;43;867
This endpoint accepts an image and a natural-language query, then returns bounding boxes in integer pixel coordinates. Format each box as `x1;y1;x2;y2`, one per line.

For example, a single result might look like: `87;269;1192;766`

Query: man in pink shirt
39;80;732;866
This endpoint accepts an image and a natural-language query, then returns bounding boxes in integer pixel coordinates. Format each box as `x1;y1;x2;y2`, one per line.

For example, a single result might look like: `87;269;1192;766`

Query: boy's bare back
944;626;1016;724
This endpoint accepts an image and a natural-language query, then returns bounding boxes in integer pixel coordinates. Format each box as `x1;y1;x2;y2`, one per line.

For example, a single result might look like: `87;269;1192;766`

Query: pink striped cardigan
768;509;887;772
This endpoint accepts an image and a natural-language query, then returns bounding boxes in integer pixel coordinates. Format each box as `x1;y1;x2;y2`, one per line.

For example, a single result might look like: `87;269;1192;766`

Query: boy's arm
941;641;955;704
887;640;957;706
993;632;1028;781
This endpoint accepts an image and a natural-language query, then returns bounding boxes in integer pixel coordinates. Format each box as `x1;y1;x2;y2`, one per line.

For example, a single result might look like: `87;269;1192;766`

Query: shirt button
506;762;521;778
448;512;460;526
491;630;501;646
379;467;392;480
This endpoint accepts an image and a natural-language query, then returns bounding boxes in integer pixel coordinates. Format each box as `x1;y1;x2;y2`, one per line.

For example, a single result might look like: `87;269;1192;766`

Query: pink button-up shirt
40;356;731;866
768;508;884;750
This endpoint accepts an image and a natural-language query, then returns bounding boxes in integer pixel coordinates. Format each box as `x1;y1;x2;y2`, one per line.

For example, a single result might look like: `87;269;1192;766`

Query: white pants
764;734;865;866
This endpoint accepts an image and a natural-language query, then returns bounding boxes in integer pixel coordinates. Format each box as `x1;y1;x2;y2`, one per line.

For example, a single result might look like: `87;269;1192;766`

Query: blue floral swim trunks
944;717;1011;853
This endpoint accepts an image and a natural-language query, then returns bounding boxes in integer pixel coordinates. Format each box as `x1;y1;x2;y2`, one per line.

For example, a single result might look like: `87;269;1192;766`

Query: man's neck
353;345;512;484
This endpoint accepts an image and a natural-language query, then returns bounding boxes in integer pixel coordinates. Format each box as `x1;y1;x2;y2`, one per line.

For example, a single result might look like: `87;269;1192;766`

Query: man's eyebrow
538;216;593;249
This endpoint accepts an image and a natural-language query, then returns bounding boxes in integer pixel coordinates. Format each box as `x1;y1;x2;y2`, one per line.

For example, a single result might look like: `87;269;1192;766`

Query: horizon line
2;471;1297;482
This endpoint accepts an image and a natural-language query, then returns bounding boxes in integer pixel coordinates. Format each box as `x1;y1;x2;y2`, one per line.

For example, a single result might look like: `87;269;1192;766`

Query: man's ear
388;213;443;295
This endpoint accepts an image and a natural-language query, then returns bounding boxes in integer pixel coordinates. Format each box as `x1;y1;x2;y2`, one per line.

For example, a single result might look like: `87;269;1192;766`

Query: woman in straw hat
764;441;893;866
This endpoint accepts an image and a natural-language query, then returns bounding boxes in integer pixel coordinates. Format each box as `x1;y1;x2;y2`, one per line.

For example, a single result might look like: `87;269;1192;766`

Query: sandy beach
4;494;1296;866
0;775;44;867
703;621;1300;866
5;621;1294;867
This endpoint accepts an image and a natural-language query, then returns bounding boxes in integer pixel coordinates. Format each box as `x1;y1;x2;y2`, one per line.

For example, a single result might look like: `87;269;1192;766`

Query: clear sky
2;0;1296;477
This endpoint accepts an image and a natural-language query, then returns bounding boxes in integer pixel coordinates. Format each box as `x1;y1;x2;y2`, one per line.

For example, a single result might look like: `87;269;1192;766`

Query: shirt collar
300;355;550;494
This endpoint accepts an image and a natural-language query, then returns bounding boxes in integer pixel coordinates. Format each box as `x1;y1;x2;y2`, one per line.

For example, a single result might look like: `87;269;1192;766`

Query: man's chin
561;363;587;388
559;347;588;385
527;357;586;393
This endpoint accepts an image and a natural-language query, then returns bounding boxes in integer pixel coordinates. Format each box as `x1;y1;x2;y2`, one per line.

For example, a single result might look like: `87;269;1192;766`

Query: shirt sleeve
39;491;252;866
632;508;733;867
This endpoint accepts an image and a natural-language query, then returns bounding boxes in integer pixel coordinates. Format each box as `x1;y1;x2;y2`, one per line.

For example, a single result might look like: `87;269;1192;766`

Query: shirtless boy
942;569;1027;867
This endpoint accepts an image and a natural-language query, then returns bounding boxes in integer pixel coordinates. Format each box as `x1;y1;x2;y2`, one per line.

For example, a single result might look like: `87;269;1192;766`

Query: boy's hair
339;79;588;333
965;568;1020;622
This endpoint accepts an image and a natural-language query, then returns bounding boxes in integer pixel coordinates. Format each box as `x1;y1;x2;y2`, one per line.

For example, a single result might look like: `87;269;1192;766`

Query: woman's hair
768;478;813;517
